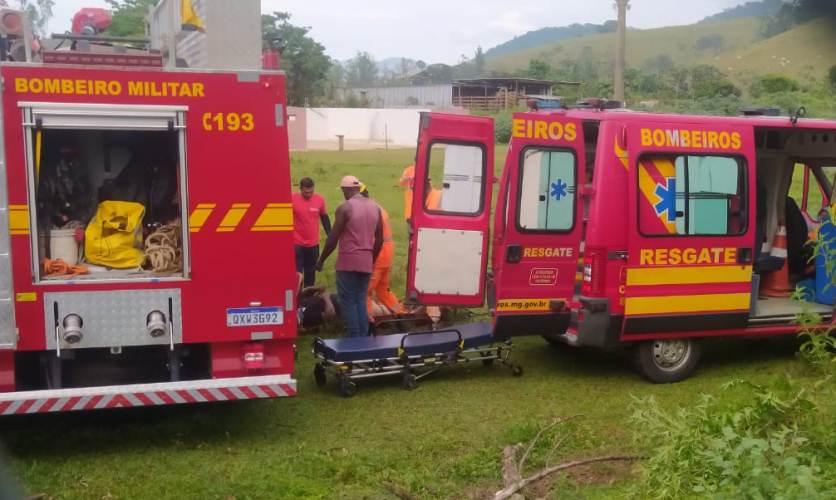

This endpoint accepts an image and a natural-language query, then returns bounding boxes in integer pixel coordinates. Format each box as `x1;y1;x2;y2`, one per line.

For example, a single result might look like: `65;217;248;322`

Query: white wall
305;108;429;148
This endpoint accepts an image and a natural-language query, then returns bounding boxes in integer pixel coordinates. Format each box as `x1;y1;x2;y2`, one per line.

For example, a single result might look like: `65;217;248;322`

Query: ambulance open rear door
405;112;494;307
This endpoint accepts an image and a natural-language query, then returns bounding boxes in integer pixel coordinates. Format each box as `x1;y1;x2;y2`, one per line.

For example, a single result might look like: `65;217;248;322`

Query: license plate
226;307;283;327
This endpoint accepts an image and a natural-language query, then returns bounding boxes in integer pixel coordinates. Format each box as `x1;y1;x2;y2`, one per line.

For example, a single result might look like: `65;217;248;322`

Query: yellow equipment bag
84;201;146;269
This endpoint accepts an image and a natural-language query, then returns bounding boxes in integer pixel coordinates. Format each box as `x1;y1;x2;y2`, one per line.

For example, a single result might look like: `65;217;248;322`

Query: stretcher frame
313;328;523;397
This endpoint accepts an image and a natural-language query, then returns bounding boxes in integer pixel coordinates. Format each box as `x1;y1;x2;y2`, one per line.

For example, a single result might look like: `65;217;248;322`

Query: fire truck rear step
0;374;296;415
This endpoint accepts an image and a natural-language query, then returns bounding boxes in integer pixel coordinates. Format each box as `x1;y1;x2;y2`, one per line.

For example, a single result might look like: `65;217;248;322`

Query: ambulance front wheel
633;339;701;383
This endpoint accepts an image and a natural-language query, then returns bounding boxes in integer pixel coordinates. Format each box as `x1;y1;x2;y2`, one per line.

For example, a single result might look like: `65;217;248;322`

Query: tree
104;0;156;38
828;65;836;89
689;65;740;98
262;12;331;106
344;51;378;87
524;59;553;80
410;63;453;85
17;0;53;36
473;46;485;77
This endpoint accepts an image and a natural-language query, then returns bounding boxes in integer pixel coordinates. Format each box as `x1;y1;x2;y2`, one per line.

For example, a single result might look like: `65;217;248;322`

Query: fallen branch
493;455;640;500
501;444;524;487
517;415;580;473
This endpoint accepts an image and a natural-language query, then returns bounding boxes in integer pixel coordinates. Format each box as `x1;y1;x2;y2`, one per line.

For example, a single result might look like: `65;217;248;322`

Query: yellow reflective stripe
252;204;293;231
627;265;752;286
8;206;29;234
625;292;750;316
217;203;251;232
614;138;628;170
651;157;675;178
188;204;215;233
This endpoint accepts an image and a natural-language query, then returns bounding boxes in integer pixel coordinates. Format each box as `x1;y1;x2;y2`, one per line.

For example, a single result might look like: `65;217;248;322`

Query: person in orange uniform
399;164;415;225
361;186;402;316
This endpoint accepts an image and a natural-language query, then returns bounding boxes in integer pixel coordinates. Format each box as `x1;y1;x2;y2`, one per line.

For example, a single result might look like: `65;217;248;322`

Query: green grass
0;148;823;499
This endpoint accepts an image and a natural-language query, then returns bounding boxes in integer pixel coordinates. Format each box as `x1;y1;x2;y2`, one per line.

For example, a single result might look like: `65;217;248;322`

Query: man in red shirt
293;177;331;288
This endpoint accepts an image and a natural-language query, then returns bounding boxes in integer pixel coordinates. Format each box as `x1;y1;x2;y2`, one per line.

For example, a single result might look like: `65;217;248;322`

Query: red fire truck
406;104;836;383
0;11;297;414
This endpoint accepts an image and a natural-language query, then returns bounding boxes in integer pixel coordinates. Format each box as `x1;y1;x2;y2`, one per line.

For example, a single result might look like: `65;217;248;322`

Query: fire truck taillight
243;344;265;371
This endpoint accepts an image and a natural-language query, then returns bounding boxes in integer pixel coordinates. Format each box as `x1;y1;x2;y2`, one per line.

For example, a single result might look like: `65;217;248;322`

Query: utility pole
613;0;630;103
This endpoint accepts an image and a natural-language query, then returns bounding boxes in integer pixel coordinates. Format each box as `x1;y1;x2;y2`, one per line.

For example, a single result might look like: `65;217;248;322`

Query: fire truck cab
0;17;297;414
406;107;836;383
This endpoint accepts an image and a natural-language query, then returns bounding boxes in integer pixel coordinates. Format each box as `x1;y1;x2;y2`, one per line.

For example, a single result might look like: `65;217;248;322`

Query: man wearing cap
316;175;383;337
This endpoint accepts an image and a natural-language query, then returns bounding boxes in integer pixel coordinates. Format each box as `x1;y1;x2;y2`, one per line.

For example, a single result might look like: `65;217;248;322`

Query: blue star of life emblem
550;179;568;201
654;178;677;222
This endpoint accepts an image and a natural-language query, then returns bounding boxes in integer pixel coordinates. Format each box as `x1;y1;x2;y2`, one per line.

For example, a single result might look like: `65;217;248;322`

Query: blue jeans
336;270;371;337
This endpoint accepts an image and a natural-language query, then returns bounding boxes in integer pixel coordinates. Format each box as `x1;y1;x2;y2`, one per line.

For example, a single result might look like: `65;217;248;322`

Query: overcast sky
49;0;749;64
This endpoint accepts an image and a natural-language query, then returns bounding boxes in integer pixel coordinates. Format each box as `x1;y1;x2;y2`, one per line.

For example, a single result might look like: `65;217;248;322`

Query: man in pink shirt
292;177;331;288
316;175;383;337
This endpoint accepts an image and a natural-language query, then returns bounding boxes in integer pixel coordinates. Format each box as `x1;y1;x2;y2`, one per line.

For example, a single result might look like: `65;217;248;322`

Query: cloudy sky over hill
52;0;749;64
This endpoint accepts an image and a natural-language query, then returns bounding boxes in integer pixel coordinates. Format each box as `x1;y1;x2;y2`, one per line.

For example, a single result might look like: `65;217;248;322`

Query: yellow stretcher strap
35;129;42;184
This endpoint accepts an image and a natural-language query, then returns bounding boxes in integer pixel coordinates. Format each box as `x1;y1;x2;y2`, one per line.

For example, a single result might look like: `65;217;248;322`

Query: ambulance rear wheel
634;339;701;383
314;364;327;387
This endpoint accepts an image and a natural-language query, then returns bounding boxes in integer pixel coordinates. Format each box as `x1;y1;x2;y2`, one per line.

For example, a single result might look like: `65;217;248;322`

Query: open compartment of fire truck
25;103;189;282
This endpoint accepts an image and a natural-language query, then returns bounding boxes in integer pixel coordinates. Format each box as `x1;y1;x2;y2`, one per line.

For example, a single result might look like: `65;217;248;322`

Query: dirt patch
563;459;635;486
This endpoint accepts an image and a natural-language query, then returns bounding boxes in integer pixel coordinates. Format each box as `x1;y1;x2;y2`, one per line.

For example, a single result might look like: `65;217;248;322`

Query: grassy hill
486;16;836;84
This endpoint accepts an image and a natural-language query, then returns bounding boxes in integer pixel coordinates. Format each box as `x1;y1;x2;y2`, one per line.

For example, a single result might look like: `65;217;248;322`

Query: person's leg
376;264;402;314
294;246;305;293
355;272;372;336
294;245;304;276
367;263;384;317
336;271;359;337
302;245;319;288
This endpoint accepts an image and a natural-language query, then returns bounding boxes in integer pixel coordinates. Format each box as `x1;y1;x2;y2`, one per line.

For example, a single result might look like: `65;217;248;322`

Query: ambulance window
425;142;485;215
638;154;746;236
517;148;576;232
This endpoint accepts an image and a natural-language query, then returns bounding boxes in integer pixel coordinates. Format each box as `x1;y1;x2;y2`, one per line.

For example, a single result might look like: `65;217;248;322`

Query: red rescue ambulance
407;105;836;383
0;24;297;414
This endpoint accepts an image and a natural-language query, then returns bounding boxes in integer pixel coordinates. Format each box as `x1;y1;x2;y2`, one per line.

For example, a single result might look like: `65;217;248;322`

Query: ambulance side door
622;123;755;338
491;114;584;336
405;112;494;307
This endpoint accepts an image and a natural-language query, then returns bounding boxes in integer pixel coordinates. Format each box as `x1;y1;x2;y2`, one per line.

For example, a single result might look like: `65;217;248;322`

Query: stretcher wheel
338;378;357;397
402;372;418;391
314;364;327;387
511;365;523;377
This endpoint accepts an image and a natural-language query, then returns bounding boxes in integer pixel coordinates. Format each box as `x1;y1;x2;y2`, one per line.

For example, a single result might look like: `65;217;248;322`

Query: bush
751;74;801;96
631;380;832;499
695;34;724;52
492;111;514;144
829;65;836;89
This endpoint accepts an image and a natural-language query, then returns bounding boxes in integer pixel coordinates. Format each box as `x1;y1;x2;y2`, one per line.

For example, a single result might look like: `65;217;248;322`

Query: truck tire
633;339;701;383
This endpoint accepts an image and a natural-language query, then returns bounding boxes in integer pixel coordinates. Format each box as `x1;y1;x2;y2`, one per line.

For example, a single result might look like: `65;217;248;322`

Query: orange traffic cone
761;225;792;297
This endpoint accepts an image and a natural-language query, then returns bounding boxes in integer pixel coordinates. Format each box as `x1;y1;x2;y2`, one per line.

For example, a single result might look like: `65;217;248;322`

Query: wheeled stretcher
312;322;522;397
